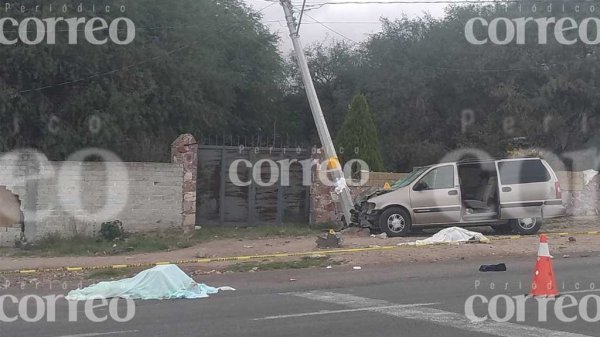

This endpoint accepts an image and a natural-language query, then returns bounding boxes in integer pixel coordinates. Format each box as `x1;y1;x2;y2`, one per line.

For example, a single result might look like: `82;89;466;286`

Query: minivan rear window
498;160;551;185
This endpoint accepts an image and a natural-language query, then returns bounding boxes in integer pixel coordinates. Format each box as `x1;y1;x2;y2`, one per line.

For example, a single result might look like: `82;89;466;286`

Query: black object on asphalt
478;263;507;272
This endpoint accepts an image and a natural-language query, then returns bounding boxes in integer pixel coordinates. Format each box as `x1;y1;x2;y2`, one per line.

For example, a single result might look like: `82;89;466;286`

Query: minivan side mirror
414;181;428;191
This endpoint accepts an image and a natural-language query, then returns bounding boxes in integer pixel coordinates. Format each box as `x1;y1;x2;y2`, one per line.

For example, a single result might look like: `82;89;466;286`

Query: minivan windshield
391;166;429;190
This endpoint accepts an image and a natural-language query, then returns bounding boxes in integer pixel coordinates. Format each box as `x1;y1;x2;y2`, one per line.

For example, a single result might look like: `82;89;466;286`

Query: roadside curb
0;230;597;275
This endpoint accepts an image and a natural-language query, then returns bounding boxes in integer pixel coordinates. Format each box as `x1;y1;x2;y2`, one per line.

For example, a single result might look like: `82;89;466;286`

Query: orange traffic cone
530;234;559;297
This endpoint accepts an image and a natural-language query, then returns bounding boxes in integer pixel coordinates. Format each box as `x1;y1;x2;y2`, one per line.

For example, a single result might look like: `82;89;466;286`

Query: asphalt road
3;254;600;337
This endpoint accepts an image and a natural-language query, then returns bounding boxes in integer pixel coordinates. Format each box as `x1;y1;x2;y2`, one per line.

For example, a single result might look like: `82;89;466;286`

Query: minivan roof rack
456;158;498;164
454;157;540;165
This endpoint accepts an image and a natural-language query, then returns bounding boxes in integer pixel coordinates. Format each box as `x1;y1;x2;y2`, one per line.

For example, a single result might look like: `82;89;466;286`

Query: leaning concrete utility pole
279;0;354;226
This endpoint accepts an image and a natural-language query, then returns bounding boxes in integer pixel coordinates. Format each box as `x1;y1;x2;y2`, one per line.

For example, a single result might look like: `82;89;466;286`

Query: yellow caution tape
0;230;597;275
111;265;128;269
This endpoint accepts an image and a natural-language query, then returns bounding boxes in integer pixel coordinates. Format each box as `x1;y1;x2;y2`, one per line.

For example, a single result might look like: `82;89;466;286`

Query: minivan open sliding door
495;159;550;219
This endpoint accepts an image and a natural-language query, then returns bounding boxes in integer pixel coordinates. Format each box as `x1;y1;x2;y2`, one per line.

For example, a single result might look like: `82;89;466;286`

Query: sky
244;0;453;52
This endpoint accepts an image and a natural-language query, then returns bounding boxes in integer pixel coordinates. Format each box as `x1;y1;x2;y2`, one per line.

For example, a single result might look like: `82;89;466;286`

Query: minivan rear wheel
379;207;412;237
510;217;542;235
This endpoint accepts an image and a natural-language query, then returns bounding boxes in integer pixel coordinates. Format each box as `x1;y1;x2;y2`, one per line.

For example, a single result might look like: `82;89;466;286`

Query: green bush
99;220;125;241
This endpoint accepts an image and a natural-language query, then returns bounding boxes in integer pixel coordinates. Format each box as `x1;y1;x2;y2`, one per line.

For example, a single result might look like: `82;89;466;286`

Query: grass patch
7;232;192;257
16;233;111;257
227;255;340;273
190;224;325;242
85;267;134;280
2;224;328;257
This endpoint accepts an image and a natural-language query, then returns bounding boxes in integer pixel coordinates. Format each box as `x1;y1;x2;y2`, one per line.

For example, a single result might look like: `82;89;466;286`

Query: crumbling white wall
558;170;599;216
0;152;184;246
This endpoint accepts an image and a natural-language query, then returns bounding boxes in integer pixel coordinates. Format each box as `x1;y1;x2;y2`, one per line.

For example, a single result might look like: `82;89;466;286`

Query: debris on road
353;266;362;270
66;265;225;301
218;286;236;291
370;233;388;239
340;227;371;237
195;250;210;258
478;263;507;272
568;236;577;242
316;230;343;248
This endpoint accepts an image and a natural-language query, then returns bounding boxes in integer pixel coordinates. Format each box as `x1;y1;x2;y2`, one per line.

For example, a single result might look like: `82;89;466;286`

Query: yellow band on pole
327;156;340;170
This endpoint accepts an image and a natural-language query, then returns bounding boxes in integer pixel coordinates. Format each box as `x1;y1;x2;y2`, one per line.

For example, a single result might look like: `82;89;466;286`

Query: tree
336;94;384;172
0;0;291;161
290;2;600;171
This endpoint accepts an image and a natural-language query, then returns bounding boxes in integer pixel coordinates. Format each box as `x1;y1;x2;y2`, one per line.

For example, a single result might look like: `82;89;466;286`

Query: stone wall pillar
309;149;342;224
308;149;407;225
171;134;198;233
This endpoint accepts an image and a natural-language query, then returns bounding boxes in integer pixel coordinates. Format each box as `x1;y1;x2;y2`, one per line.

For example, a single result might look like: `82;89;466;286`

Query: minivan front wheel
379;207;412;237
510;217;542;235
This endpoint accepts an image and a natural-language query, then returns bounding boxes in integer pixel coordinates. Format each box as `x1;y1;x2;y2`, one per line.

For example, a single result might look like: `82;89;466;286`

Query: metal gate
196;144;311;226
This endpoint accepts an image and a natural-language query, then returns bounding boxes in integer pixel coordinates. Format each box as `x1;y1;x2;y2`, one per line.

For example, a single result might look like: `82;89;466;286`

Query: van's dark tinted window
498;160;550;185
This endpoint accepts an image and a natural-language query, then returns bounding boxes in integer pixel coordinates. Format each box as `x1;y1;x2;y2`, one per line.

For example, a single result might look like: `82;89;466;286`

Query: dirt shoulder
0;217;598;275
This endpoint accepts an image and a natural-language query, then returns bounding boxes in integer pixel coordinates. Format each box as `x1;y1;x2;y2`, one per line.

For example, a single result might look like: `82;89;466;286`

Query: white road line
254;302;440;320
52;330;139;337
287;291;592;337
561;289;600;295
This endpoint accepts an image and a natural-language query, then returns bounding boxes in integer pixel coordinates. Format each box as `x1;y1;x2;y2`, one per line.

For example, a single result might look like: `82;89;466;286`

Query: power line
296;0;521;10
18;44;191;94
1;25;206;34
265;19;381;24
301;11;358;42
297;0;308;33
257;1;279;12
422;64;541;72
6;0;279;34
295;0;520;4
17;23;280;94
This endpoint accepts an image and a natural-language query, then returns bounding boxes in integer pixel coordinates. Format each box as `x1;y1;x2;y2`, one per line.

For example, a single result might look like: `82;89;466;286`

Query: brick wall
0;153;184;245
30;161;183;238
0;228;22;246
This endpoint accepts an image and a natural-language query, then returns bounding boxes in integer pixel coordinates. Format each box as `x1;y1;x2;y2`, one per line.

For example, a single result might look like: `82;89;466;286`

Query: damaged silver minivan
351;158;566;236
